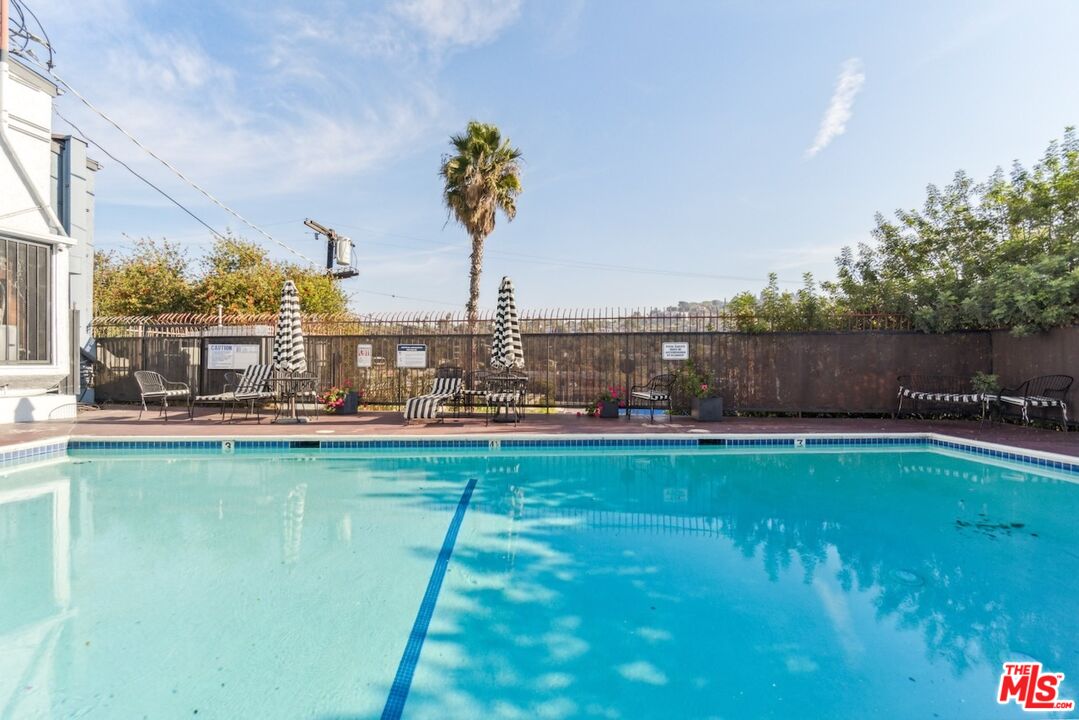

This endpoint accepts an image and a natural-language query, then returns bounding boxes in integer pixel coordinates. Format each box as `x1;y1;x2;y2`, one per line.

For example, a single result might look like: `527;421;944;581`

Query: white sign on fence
662;342;689;361
356;343;373;368
396;343;428;369
207;343;261;370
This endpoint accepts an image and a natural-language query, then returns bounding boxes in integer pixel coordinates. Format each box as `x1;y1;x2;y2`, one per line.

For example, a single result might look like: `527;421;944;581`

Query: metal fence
91;309;913;337
92;308;973;414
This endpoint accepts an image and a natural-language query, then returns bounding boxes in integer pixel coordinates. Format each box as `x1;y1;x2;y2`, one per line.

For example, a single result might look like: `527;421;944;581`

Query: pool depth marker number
381;477;478;720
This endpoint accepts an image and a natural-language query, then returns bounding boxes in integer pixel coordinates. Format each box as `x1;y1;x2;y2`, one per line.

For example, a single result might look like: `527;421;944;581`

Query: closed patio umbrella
272;279;307;374
490;276;524;371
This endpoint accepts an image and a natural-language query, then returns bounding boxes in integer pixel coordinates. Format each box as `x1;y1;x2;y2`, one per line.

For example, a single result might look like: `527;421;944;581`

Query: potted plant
971;371;1000;397
319;380;361;415
587;386;624;419
691;380;724;422
971;372;999;419
670;360;720;418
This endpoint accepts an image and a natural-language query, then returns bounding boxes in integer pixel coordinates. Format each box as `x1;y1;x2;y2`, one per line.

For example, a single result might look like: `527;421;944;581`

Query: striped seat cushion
236;365;274;396
632;390;669;401
898;387;983;403
404;377;462;420
142;388;190;399
404;393;456;420
430;376;461;396
998;394;1065;408
197;391;274;403
486;392;519;404
197;365;275;403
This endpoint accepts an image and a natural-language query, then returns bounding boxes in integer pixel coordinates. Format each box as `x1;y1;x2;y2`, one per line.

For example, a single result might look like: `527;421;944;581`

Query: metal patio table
269;373;317;424
486;374;527;424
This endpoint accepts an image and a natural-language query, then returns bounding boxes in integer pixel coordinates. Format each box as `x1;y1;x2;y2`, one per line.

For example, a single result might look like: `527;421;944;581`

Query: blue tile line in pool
381;476;478;720
35;436;1079;476
0;440;67;468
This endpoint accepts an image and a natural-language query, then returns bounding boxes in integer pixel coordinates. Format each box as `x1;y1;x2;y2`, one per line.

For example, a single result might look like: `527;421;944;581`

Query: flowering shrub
694;382;722;399
586;385;624;417
318;379;360;413
670;361;721;413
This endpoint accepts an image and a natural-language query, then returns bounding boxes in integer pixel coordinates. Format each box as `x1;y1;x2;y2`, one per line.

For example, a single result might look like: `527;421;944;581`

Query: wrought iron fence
91;308;913;337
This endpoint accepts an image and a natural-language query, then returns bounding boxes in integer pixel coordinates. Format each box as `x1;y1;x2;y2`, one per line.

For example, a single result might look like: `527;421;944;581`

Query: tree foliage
825;129;1079;334
732;130;1079;334
440;120;523;323
729;273;836;332
95;235;348;316
93;239;192;316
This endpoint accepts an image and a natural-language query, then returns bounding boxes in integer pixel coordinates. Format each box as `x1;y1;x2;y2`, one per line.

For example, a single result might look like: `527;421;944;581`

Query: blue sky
37;0;1079;313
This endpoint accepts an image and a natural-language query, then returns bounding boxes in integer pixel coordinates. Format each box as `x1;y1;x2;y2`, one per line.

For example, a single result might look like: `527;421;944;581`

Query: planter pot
598;400;620;419
691;396;723;422
339;391;360;415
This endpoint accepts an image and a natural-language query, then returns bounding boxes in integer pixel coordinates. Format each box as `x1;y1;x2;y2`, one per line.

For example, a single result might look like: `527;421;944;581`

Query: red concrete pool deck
2;407;1077;458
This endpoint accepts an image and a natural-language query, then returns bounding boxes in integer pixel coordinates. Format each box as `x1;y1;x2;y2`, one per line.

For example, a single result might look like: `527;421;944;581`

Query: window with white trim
0;237;52;363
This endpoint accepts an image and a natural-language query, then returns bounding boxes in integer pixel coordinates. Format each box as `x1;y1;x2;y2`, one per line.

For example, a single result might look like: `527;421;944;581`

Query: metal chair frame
995;374;1072;429
134;370;192;421
628;374;674;423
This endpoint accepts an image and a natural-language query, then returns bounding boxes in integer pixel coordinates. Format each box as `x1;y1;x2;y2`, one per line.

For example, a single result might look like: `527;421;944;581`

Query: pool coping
2;431;1078;476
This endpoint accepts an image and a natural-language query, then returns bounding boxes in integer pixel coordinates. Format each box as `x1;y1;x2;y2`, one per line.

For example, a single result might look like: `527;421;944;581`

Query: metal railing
92;308;912;336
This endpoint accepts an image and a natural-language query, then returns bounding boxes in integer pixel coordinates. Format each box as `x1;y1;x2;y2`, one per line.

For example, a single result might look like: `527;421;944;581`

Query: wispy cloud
805;58;865;159
394;0;522;48
37;0;520;205
540;0;586;55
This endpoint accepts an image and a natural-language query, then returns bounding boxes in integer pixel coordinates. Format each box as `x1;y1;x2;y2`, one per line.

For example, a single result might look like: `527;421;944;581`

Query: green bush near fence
736;130;1079;335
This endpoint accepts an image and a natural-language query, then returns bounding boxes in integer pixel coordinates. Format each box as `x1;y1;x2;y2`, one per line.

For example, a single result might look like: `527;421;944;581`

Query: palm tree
440;121;523;324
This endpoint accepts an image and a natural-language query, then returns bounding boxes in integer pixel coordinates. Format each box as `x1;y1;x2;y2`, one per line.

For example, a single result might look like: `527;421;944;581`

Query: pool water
2;446;1077;719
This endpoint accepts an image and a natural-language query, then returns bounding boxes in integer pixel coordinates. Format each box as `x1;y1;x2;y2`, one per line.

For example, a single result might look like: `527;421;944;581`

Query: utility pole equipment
304;218;358;279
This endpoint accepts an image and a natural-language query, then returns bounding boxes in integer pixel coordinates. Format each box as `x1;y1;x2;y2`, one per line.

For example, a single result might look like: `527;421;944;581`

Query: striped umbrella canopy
272;279;307;374
490;276;525;371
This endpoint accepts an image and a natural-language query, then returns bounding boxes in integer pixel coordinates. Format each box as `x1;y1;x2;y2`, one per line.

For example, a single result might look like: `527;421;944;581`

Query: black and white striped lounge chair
195;364;275;422
895;375;987;419
404;368;463;424
134;370;192;421
996;374;1072;429
628;374;674;423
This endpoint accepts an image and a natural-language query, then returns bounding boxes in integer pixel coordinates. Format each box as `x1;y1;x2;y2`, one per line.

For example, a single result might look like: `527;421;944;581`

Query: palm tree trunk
466;233;485;324
466;232;485;376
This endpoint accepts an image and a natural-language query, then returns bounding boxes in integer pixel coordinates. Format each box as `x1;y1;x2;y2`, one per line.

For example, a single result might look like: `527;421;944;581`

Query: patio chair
628;374;674;423
271;371;321;422
294;373;321;421
404;366;463;424
996;374;1072;429
460;368;492;416
485;372;526;426
195;364;275;422
134;370;192;421
895;375;988;419
221;371;241;398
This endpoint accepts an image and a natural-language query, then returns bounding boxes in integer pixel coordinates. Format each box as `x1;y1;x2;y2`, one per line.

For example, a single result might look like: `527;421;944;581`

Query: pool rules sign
356;344;373;368
396;344;427;368
662;342;689;361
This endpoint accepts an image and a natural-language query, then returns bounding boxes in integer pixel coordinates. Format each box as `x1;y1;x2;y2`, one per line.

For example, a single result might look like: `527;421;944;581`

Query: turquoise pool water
2;446;1077;719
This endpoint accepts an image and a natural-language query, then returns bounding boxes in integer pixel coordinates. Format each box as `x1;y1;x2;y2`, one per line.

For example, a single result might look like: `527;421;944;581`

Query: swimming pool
2;441;1077;719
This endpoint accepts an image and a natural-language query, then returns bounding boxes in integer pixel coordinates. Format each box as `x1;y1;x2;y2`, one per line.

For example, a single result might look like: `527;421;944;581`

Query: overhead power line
351;288;461;308
45;66;319;267
54;108;228;241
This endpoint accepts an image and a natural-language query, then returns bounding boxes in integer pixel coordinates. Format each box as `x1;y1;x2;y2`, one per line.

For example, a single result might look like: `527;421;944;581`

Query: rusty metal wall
94;328;994;413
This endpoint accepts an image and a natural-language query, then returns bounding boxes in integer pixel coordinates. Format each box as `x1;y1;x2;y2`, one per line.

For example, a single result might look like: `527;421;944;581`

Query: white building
1;52;97;423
